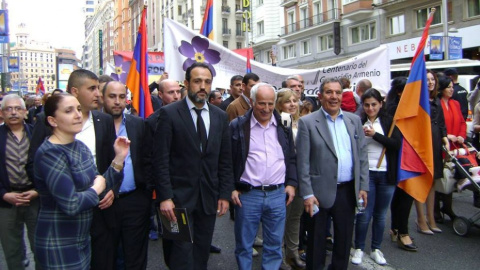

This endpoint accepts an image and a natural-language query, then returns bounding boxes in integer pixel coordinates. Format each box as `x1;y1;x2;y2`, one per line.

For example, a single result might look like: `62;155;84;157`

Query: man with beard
153;62;234;269
102;81;150;269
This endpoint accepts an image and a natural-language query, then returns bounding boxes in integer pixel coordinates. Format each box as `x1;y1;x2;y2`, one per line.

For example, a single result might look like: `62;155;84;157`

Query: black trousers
163;195;216;270
390;186;414;235
113;189;151;270
306;181;356;270
91;204;117;270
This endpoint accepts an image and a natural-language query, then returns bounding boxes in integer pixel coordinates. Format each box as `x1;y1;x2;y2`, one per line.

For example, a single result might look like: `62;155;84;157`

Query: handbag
435;161;456;194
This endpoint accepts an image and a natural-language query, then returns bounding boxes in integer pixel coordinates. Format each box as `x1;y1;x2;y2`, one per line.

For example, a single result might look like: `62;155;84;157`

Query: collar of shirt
321;107;344;122
186;95;210;112
186;96;211;137
242;94;252;107
117;113;128;137
250;112;277;129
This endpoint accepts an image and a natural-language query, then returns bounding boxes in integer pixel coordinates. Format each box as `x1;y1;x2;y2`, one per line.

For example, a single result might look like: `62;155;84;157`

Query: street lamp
236;9;249;48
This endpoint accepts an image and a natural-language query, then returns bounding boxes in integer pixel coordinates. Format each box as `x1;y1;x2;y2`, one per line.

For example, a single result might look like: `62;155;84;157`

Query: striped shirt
5;128;30;187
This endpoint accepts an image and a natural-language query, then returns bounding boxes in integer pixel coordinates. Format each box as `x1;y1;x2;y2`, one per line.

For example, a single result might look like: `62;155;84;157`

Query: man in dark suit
220;75;243;111
296;77;369;270
26;69;117;270
103;81;151;269
153;62;234;269
26;95;43;124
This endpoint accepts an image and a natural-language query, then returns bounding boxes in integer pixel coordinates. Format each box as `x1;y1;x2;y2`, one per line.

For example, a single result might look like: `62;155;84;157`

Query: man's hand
3;192;31;206
304;196;319;217
98;190;114;209
231;190;242;207
285;186;295;206
359;190;368;208
20;190;38;201
157;71;169;84
217;199;229;217
160;199;176;222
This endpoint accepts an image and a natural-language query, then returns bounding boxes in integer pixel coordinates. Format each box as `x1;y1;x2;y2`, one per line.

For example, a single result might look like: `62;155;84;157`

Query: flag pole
376;8;436;169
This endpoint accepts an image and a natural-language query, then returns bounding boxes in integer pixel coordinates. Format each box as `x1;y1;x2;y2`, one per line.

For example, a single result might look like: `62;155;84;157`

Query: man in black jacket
230;83;297;270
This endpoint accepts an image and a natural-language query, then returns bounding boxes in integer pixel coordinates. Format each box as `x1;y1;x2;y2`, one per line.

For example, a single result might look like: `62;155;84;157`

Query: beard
188;90;207;104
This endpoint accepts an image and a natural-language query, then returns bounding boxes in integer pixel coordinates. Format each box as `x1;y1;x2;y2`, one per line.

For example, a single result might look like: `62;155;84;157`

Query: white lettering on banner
164;18;391;96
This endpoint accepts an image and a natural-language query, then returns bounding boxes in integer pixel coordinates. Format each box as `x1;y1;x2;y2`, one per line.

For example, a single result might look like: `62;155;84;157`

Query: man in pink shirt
230;83;297;270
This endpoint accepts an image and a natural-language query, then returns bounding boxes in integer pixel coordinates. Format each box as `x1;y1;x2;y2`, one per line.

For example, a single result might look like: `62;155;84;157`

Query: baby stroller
442;143;480;236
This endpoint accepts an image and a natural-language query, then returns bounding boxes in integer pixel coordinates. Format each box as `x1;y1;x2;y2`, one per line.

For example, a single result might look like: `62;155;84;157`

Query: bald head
158;79;181;105
356;79;372;97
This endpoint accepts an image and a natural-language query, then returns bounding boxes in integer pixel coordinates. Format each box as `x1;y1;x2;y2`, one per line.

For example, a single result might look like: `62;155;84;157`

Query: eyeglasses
2;106;23;113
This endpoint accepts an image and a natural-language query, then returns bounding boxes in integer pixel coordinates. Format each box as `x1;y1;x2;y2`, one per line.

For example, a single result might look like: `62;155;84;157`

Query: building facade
273;0;480;69
9;24;57;93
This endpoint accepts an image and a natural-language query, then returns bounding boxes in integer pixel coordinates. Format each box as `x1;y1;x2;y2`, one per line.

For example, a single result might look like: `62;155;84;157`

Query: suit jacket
226;95;250;122
124;114;150;192
143;109;161;193
153;98;234;215
0;123;33;208
296;110;369;209
219;95;234;111
27;111;117;191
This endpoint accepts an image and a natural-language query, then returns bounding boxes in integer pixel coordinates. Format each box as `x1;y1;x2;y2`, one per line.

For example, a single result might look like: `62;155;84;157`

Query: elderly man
230;83;297;270
0;94;38;270
296;77;369;270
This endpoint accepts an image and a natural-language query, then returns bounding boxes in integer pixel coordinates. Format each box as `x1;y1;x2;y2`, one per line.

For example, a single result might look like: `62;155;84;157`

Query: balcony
236;30;245;38
222;28;232;37
342;0;374;20
280;9;340;36
222;5;231;14
280;0;298;8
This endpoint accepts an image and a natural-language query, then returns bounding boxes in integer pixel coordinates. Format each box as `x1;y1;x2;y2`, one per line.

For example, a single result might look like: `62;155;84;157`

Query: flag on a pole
36;77;45;95
246;48;252;73
126;6;153;119
394;8;436;203
200;0;214;40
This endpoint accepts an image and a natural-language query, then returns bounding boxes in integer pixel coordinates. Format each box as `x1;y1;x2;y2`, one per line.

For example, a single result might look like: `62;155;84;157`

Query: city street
2;190;479;270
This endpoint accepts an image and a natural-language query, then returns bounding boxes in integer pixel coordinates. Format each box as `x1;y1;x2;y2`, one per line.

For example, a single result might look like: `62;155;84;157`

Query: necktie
194;108;207;153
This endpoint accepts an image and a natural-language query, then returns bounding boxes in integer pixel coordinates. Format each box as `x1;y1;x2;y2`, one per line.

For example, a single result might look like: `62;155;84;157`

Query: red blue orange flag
200;0;214;40
393;9;436;203
126;6;153;119
36;77;45;95
246;48;252;73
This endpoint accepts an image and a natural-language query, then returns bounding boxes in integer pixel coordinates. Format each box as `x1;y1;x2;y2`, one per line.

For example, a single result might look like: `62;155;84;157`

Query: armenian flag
394;8;436;203
35;77;45;95
126;6;153;119
200;0;214;40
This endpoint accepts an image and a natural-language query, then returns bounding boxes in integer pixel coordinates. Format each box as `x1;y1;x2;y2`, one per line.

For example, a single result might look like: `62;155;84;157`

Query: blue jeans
235;187;286;270
355;171;395;250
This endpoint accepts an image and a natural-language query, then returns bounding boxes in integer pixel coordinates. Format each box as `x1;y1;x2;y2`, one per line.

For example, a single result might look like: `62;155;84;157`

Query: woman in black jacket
351;88;402;265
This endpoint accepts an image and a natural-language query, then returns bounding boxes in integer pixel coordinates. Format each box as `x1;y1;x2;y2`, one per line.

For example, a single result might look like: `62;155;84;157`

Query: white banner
164;18;391;96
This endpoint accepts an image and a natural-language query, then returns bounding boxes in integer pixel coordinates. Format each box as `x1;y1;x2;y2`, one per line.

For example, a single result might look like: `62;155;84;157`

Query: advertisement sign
58;64;74;81
8;57;19;72
449;36;463;60
0;10;9;43
429;36;443;60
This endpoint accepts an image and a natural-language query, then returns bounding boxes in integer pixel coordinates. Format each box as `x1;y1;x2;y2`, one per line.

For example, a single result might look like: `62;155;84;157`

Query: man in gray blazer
296;77;369;270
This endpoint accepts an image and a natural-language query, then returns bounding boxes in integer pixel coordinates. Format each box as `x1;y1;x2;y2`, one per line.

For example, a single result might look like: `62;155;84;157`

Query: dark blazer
124;114;150;191
0;123;33;208
229;109;298;188
152;98;234;215
27;111;116;191
361;114;401;185
219;95;234;111
143;109;161;193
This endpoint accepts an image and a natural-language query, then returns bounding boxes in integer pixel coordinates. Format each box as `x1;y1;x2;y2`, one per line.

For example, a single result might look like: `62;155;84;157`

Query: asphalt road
2;190;480;270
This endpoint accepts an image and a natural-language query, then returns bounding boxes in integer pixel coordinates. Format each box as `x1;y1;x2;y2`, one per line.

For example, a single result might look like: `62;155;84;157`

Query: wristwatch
111;161;123;171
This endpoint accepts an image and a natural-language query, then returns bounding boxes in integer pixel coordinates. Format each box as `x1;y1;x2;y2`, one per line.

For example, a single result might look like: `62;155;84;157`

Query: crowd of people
0;63;478;270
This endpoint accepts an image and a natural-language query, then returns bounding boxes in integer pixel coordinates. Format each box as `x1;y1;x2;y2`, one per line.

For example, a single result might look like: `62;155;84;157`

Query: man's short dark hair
185;62;213;82
67;69;99;93
99;74;114;84
242;73;260;85
230;75;243;85
319;78;343;94
209;90;220;102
